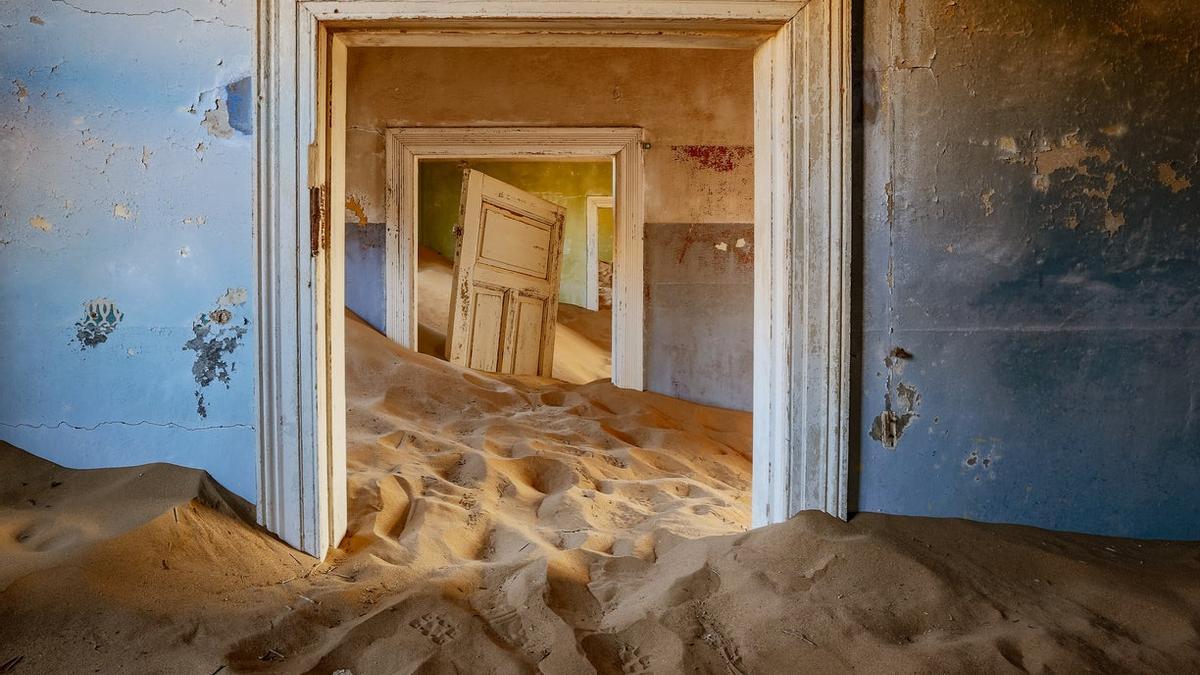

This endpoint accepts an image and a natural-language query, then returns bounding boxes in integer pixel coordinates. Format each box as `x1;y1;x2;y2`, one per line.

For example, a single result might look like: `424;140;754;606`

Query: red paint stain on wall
671;145;754;172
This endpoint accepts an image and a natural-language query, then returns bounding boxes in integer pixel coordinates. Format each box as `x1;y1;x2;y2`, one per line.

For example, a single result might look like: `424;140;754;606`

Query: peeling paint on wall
670;145;753;172
860;0;1200;539
346;195;369;228
1157;163;1192;194
870;348;920;449
182;290;249;418
73;298;123;349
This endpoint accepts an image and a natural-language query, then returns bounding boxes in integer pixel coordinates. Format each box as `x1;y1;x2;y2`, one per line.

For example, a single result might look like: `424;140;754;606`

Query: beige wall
345;46;754;225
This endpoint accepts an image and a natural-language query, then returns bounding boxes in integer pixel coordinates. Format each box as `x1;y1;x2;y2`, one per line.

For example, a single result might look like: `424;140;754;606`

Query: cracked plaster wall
0;0;256;499
857;0;1200;539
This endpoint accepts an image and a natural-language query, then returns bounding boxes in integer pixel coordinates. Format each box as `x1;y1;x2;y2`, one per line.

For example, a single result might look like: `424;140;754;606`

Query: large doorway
254;3;853;556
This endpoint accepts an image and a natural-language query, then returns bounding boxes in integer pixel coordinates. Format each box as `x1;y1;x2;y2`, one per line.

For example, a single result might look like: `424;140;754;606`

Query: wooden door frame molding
384;127;644;390
256;0;852;556
584;195;614;312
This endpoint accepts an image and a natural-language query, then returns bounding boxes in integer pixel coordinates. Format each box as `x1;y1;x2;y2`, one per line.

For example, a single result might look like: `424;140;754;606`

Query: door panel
466;286;506;371
448;169;566;376
510;295;547;375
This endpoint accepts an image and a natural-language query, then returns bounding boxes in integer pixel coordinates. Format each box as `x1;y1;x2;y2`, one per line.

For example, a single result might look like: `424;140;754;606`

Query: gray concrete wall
856;0;1200;539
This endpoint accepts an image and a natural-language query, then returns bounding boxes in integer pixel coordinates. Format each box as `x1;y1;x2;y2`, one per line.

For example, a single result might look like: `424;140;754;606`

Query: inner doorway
415;160;616;384
254;2;855;557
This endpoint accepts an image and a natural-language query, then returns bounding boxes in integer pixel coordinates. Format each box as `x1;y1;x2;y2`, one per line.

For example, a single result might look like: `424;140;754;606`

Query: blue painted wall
3;0;1196;539
0;0;257;500
856;0;1200;539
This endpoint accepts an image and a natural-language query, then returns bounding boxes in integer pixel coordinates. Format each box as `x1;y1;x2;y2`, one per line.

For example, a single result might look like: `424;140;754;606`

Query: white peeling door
447;169;566;376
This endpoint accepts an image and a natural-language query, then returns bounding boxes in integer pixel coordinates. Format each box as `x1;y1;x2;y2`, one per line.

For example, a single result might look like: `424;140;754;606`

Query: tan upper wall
345;46;754;225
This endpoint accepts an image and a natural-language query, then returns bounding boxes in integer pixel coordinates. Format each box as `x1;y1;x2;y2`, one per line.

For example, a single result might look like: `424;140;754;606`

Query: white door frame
256;0;853;557
384;127;643;389
584;195;614;312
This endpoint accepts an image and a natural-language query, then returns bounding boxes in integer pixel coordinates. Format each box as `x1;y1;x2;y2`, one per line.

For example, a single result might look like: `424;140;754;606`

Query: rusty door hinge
309;185;327;257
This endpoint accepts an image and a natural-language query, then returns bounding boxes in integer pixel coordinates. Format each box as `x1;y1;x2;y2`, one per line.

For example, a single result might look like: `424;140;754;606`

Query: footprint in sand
409;613;458;645
618;644;651;674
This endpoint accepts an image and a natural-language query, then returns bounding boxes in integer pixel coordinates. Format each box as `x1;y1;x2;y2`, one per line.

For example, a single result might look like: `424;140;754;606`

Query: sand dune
1;314;1198;673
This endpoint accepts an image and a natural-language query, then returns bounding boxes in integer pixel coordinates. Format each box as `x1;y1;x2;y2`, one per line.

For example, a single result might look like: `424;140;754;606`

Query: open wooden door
447;169;566;376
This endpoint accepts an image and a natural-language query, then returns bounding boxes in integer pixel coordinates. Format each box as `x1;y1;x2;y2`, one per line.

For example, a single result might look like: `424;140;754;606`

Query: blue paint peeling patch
224;76;252;135
73;298;123;349
183;290;249;418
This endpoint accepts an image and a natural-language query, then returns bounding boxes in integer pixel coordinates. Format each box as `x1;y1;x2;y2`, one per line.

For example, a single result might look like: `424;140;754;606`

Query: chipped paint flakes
1157;163;1192;193
182;216;207;225
346;195;369;227
29;215;52;232
217;287;248;306
183;293;250;418
140;146;152;169
1033;134;1111;179
113;203;133;220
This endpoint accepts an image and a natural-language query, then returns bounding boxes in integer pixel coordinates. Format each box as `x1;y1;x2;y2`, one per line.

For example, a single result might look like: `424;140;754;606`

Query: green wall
418;160;613;307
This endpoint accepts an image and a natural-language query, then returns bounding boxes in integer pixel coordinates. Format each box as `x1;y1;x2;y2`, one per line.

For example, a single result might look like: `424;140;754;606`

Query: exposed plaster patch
671;145;753;172
346;195;369;227
217;287;248;306
997;131;1133;236
1157;163;1192;193
113;203;132;220
29;215;52;232
980;188;995;216
183;293;250;418
870;348;920;449
201;99;234;139
12;80;28;102
73;298;123;349
1103;210;1126;236
197;77;253;139
714;241;728;252
29;15;44;25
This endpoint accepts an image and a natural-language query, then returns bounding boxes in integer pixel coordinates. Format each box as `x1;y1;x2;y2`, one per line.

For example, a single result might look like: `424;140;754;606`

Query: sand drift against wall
0;316;1197;672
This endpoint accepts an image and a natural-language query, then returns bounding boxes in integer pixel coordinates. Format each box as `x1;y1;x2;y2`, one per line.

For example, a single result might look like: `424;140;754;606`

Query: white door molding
384;127;644;390
256;0;852;556
584;195;614;311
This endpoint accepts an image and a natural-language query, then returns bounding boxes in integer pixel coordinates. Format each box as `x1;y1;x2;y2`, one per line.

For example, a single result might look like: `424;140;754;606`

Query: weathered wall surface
858;0;1200;539
0;1;256;499
345;47;755;404
646;224;753;410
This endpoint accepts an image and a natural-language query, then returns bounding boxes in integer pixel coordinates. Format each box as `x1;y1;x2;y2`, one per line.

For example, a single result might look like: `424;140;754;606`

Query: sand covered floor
1;316;1199;673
